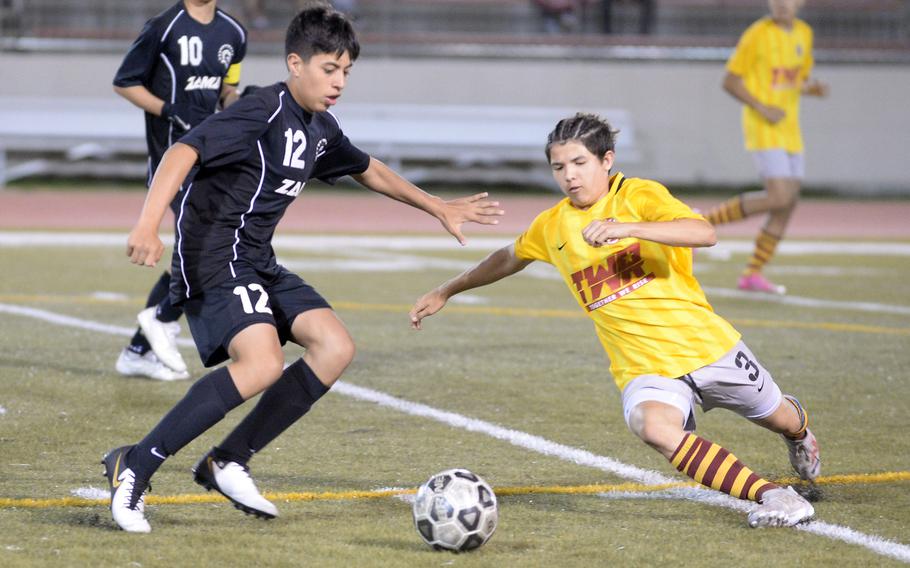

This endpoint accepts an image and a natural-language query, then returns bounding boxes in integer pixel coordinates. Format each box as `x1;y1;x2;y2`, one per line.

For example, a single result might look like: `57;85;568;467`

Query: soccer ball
412;468;498;552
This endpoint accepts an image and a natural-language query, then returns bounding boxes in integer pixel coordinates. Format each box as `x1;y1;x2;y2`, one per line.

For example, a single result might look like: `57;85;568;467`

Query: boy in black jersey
113;0;247;382
101;6;504;533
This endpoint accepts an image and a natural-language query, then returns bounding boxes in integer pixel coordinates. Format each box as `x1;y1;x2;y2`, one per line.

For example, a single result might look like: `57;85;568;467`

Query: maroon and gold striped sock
705;196;745;226
670;433;778;503
743;229;782;276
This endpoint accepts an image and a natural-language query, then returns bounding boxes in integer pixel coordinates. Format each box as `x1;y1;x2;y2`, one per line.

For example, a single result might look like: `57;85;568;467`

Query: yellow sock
743;229;781;275
705;196;745;226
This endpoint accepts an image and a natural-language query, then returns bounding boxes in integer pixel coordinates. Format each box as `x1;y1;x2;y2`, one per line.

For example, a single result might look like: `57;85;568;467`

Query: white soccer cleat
136;307;188;373
116;348;190;382
783;428;821;481
747;486;814;528
102;445;152;533
193;452;278;519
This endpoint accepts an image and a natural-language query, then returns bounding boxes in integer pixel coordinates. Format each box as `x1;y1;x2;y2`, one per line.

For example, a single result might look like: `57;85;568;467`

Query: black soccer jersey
171;82;371;302
113;1;247;183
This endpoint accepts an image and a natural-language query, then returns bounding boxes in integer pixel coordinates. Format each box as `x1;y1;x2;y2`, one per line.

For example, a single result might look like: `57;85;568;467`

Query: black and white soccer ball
412;468;498;552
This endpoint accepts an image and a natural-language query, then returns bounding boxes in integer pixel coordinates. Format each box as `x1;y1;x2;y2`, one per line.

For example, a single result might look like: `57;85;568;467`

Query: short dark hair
545;113;619;162
285;4;360;62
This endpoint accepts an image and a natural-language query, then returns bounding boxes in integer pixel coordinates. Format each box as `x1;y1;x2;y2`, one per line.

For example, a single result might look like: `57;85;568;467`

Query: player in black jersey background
101;5;504;533
113;0;247;382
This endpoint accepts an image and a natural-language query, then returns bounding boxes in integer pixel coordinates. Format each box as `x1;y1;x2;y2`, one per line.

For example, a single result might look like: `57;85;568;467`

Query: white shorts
751;149;805;180
622;341;783;431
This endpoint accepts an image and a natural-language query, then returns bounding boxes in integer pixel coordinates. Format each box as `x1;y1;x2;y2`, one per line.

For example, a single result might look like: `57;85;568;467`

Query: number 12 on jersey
233;283;273;315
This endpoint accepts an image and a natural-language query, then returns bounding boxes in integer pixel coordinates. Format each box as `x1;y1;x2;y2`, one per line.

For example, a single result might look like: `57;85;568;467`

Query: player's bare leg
290;307;356;387
737;178;799;294
628;400;813;527
752;395;820;481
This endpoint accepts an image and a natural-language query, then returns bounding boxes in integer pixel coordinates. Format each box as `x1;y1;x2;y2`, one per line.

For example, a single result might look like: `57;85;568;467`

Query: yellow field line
1;471;907;510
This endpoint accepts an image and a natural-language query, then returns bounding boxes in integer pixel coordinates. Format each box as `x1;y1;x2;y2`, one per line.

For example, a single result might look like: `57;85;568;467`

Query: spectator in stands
243;0;357;31
601;0;655;35
243;0;269;29
409;112;820;530
705;0;829;294
112;0;247;381
532;0;580;34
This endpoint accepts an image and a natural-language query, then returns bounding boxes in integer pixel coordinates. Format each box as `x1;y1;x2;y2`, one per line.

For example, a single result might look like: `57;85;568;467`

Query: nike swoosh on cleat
111;454;123;488
150;447;166;460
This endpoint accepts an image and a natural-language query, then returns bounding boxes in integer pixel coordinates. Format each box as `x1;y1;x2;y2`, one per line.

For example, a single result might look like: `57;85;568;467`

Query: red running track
0;189;907;239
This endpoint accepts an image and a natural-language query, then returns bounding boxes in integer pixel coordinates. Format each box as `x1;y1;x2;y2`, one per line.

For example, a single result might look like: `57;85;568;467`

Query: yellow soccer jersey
727;17;814;153
514;173;741;391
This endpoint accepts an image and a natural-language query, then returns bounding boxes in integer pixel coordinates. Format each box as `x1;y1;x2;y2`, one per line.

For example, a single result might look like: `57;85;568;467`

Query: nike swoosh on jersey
557;242;567;250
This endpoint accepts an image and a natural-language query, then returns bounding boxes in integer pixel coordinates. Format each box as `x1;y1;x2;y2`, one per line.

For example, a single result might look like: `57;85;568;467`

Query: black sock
214;359;329;465
129;366;244;479
127;272;171;354
155;295;183;323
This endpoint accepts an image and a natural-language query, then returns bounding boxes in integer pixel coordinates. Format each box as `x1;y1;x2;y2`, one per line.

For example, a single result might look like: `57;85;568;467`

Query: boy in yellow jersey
410;113;820;528
705;0;829;294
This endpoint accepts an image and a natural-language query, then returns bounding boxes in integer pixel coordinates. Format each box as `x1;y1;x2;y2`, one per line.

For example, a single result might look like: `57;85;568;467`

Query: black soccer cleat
192;450;278;519
101;445;151;533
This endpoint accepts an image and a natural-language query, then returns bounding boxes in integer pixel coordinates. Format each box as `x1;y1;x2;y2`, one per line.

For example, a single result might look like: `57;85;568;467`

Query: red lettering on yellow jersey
570;243;654;311
771;66;801;90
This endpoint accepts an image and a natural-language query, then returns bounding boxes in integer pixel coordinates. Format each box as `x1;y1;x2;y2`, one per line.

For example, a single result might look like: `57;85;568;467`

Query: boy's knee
765;183;800;211
251;351;286;383
628;403;685;455
338;338;356;367
326;329;356;367
767;191;797;212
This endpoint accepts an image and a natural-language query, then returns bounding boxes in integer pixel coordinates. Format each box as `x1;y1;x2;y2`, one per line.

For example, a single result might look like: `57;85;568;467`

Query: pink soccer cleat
738;272;786;295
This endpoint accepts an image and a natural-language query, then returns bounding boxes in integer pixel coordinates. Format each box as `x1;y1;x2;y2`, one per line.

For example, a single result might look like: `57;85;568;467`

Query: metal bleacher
0;0;906;187
0;97;636;187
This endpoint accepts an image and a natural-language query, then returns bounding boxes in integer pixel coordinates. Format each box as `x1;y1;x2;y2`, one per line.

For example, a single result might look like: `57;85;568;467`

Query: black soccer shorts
182;265;331;367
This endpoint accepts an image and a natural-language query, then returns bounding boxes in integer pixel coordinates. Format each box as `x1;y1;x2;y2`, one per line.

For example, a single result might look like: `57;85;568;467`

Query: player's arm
220;82;240;109
126;143;198;267
409;244;532;330
582;217;717;248
113;84;167;117
114;84;193;132
351;157;504;245
722;71;785;124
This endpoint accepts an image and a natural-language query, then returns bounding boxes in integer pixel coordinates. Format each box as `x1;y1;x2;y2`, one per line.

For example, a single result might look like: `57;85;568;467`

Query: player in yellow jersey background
705;0;829;294
410;113;821;528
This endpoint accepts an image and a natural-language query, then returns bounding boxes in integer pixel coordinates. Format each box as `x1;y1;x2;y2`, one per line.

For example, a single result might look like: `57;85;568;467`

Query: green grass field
1;232;908;567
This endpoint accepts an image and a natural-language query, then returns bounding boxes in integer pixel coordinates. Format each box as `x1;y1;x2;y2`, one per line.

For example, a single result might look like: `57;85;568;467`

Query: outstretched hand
126;224;164;267
803;79;830;98
409;289;448;330
437;192;504;245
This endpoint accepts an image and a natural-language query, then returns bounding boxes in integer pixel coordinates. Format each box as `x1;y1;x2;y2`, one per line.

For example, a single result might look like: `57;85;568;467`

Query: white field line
601;488;910;563
2;230;908;314
280;250;910;317
700;286;910;316
2;303;909;563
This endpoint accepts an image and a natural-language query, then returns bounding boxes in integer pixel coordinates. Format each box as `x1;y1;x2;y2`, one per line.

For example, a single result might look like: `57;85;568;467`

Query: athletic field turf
0;189;908;566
